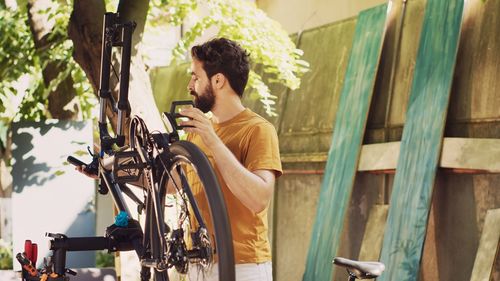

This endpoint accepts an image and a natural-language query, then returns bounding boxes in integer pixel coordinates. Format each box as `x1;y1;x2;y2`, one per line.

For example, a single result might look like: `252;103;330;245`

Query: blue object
115;211;129;227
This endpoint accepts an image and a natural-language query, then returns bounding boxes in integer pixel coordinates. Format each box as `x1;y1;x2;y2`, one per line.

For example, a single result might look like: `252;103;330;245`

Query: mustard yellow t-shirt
187;108;282;263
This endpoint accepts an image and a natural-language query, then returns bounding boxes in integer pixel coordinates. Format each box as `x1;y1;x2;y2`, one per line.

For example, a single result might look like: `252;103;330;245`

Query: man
179;38;282;281
78;38;281;280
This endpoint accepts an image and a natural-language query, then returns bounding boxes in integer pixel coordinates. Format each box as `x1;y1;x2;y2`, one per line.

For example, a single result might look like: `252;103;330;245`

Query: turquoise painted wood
303;4;388;281
378;0;464;280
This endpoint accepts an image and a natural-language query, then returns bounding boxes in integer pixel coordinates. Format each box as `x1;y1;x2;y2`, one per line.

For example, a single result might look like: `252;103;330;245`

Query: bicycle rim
158;141;235;281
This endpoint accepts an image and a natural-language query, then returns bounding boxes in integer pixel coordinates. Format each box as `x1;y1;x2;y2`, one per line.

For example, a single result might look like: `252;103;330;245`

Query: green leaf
54;170;66;176
74;150;88;157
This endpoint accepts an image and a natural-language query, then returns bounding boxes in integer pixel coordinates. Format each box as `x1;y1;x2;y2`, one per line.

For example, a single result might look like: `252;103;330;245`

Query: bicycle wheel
155;140;235;281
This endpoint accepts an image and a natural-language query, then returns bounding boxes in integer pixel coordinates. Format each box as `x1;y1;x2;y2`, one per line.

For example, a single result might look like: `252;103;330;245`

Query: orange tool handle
16;253;38;277
22;263;38;276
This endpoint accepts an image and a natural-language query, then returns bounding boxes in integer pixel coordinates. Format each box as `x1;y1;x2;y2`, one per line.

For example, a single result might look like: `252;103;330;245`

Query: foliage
2;0;308;120
0;3;96;123
0;7;41;121
0;239;13;270
152;0;310;116
96;250;115;268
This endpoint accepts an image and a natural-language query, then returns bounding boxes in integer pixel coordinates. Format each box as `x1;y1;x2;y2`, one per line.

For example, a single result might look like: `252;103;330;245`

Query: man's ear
213;73;226;89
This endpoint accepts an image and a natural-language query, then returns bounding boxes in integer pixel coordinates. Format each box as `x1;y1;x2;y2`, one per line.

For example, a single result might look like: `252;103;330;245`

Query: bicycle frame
98;12;133;151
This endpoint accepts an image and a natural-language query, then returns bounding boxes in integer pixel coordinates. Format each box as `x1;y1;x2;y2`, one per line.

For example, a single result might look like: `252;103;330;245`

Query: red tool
16;252;37;277
24;240;33;262
32;243;38;266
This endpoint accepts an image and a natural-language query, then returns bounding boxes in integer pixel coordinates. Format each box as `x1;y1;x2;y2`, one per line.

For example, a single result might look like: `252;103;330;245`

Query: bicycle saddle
333;257;385;279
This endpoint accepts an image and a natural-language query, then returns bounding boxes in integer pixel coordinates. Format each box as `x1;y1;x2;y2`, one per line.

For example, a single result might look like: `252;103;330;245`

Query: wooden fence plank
303;4;389;280
470;209;500;281
378;0;464;280
358;204;389;261
356;138;500;173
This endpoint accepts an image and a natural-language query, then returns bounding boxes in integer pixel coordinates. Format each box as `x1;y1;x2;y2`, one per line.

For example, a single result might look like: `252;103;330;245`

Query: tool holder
18;219;143;281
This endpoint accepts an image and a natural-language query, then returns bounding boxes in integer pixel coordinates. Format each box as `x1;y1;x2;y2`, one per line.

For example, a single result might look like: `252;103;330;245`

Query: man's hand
179;108;221;149
75;165;99;179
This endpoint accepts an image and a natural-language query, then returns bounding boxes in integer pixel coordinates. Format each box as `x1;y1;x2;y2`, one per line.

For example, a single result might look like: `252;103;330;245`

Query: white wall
256;0;387;34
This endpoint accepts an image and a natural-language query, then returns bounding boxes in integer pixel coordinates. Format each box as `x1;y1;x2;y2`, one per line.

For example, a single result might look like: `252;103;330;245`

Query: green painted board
303;4;388;281
378;0;464;280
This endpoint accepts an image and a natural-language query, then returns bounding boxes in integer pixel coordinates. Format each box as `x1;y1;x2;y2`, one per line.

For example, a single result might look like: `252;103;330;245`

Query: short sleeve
243;122;282;178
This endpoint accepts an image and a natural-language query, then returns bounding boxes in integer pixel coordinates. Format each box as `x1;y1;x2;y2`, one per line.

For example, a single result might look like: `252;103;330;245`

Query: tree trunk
27;0;78;120
68;0;165;139
117;0;148;57
117;0;165;134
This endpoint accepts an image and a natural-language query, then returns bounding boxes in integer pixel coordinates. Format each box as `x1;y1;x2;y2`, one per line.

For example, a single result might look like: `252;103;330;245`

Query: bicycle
333;257;385;281
17;12;235;281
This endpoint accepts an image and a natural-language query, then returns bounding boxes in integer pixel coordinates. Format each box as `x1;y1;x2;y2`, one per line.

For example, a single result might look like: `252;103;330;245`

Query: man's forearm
210;142;274;214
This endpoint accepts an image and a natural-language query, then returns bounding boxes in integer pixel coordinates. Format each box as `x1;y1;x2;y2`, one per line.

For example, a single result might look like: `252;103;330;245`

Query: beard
191;82;215;113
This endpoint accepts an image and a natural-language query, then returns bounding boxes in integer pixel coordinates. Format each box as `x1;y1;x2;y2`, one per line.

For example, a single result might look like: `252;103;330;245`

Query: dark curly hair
191;38;250;97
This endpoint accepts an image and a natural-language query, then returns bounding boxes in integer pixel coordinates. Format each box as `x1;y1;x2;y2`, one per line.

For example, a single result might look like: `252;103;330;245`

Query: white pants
188;262;273;281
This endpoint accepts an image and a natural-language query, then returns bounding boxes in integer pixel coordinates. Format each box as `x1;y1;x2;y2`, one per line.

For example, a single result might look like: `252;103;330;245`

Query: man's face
188;59;215;113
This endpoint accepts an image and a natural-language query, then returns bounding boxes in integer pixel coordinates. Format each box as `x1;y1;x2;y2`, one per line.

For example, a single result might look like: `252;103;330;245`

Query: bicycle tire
154;140;235;281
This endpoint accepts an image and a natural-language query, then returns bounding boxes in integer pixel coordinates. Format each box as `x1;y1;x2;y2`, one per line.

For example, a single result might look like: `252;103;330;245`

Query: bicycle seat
333;257;385;279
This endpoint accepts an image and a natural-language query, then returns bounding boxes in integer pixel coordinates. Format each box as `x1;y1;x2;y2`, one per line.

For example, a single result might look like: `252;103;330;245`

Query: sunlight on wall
11;120;95;270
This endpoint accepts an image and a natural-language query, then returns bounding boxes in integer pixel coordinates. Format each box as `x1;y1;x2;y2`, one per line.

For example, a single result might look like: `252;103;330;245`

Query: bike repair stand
17;214;144;281
14;12;142;281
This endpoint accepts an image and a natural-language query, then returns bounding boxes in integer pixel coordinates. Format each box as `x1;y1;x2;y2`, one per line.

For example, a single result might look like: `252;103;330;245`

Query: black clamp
163;100;195;132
